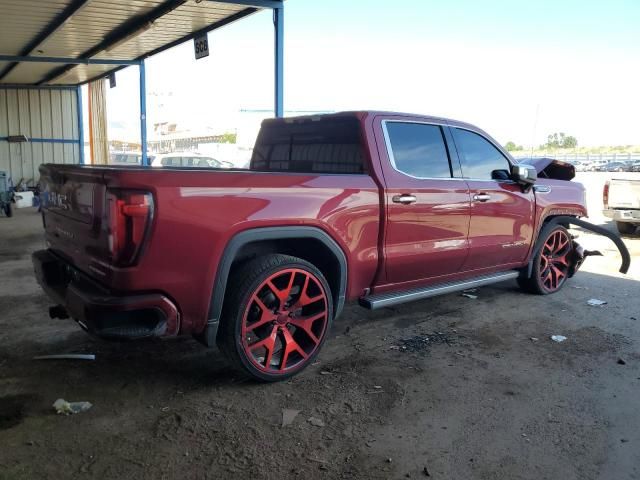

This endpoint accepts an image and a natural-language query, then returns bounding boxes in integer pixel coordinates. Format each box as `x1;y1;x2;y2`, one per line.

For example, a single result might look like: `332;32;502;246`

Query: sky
103;0;640;148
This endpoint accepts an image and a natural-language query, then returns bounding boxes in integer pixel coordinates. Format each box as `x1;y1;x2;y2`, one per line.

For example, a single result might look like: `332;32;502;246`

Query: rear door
375;118;471;285
450;127;535;270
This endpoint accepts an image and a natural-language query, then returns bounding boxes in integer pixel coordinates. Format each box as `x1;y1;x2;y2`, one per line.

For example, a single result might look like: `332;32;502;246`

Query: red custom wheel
218;254;333;381
537;229;571;292
519;225;574;295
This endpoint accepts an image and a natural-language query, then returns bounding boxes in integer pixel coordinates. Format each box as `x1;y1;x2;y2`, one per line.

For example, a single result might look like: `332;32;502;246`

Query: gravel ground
1;172;639;480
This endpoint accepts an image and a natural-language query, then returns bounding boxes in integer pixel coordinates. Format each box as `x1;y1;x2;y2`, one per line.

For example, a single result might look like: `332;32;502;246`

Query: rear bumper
32;249;180;339
603;209;640;223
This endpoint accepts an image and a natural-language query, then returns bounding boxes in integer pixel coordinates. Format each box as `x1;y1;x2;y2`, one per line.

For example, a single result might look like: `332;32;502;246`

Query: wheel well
231;238;343;307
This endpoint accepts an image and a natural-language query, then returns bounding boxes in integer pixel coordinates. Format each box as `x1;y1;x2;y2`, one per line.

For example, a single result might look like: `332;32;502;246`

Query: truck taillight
603;181;610;209
106;189;154;266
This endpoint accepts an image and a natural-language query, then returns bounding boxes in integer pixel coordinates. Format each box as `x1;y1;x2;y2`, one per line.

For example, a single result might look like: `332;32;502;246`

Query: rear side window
452;128;511;179
251;117;365;174
384;122;452;178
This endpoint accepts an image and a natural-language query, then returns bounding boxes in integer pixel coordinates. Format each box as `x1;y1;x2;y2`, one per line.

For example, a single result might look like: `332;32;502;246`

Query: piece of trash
373;385;382;389
423;466;431;476
461;293;477;299
386;458;392;463
34;354;95;361
307;416;325;427
550;335;567;343
587;298;607;306
282;408;301;427
52;398;92;415
617;358;627;365
571;286;587;289
463;288;478;293
530;337;539;342
319;370;333;375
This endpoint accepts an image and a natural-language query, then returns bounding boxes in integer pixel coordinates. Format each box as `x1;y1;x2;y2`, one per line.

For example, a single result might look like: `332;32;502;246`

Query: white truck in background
604;178;640;234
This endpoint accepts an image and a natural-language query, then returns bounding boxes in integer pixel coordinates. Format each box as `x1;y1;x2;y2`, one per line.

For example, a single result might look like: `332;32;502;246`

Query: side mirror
511;164;537;187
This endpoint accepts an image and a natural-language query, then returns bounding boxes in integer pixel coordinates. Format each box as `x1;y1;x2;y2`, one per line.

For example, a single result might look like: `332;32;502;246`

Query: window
384;122;452;178
452;128;511;180
251;117;365;174
161;157;179;166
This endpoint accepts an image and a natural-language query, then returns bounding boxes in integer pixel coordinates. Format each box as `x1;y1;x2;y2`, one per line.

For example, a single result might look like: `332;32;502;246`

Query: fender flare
200;226;348;347
526;216;630;277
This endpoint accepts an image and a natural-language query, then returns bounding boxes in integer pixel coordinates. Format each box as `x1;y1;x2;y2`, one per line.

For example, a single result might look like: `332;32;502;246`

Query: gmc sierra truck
32;112;629;381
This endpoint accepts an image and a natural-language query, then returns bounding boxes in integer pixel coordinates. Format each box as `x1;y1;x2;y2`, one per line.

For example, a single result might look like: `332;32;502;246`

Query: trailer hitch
527;216;631;278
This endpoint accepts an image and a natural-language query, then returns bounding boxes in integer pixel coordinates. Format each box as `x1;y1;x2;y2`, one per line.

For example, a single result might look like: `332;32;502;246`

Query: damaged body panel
519;157;576;181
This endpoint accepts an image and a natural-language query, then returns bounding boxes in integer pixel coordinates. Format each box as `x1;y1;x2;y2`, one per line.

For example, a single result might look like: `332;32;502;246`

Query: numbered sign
194;34;209;60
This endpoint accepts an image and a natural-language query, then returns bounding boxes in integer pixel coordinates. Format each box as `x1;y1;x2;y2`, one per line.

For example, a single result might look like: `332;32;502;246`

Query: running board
359;271;520;310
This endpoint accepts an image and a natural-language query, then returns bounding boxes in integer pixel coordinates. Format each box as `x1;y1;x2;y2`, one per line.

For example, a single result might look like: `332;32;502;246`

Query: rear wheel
218;254;333;382
519;225;573;295
616;221;636;235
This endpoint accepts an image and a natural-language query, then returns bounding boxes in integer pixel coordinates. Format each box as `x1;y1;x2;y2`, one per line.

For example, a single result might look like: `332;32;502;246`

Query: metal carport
0;0;284;175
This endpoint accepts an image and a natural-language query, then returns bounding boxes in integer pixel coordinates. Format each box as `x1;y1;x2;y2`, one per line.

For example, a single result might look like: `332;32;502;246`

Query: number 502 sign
194;34;209;60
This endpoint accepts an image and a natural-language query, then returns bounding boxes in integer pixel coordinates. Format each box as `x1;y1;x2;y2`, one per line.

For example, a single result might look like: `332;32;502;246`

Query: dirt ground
1;172;639;480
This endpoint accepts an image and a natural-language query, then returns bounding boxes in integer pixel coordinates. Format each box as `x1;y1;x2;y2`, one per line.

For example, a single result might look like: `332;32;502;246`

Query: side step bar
359;271;520;310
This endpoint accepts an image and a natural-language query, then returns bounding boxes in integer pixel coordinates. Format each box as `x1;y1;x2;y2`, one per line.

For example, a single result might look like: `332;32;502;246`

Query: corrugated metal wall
0;87;80;185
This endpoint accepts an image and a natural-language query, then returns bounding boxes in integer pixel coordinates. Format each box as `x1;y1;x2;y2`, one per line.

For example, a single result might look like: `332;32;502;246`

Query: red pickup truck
33;111;628;381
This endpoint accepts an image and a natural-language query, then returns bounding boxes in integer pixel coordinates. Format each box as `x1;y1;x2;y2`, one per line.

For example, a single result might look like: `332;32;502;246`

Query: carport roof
0;0;281;86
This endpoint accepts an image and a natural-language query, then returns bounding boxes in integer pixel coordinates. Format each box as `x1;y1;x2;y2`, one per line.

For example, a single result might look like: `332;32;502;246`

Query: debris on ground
587;298;607;306
307;416;325;427
423;466;431;476
461;293;478;299
572;285;588;289
34;354;95;361
617;358;627;365
52;399;92;415
550;335;567;343
319;370;333;375
395;332;454;354
530;337;539;342
282;409;300;427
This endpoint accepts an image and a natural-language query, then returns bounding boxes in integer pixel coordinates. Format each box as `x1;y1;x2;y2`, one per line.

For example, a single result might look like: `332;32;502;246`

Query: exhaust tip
49;305;69;320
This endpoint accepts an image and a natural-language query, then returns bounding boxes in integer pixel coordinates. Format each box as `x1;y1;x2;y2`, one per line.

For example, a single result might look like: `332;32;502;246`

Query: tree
543;132;578;149
504;141;523;151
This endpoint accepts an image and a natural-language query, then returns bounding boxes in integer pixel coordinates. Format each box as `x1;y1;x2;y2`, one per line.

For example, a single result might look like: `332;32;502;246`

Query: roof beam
0;55;139;66
36;0;189;85
206;0;283;8
0;0;91;82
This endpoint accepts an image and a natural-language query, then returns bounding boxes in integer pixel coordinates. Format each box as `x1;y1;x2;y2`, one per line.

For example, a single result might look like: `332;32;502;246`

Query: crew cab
33;111;626;381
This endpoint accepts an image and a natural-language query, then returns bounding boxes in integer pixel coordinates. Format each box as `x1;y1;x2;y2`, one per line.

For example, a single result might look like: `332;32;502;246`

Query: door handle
472;193;491;202
392;194;417;205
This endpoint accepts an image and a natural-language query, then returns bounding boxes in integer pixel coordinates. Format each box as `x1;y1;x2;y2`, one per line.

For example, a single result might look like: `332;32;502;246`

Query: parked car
110;152;156;166
152;152;233;169
604;161;630;172
604;178;640;234
629;161;640;172
33;111;629;381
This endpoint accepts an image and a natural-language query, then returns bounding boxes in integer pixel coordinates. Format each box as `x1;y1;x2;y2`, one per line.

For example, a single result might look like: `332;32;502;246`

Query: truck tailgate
608;178;640;209
40;164;108;273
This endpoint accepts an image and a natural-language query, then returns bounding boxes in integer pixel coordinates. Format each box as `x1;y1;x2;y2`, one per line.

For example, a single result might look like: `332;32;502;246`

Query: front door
375;118;471;286
450;127;535;271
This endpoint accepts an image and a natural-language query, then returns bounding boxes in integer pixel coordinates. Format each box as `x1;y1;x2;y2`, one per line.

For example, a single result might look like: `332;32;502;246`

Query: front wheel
218;254;333;382
3;202;12;217
519;225;573;295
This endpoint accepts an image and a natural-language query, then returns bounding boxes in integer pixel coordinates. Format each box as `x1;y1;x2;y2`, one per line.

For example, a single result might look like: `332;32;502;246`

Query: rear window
250;117;366;174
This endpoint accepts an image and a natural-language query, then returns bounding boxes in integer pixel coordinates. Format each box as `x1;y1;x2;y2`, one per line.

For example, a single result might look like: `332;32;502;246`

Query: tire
3;203;12;217
616;221;636;235
218;254;334;382
519;224;573;295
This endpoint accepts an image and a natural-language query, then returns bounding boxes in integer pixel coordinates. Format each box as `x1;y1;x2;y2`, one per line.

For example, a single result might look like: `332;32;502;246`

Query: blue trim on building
139;60;148;166
274;6;284;117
